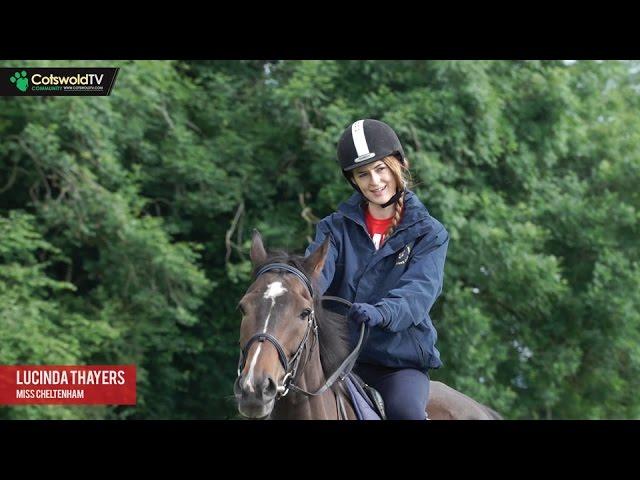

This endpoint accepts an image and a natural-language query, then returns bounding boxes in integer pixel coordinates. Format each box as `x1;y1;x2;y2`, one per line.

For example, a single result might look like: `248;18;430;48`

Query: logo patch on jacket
395;244;412;265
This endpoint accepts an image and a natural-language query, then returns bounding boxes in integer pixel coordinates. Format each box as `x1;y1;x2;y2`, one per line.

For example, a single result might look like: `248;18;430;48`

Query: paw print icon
9;71;29;92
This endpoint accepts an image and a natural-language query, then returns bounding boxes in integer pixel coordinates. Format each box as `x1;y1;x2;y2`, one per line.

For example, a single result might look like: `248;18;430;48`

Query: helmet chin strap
379;188;404;208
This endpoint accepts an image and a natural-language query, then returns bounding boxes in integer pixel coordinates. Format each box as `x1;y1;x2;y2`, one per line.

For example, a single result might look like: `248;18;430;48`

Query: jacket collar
337;189;430;233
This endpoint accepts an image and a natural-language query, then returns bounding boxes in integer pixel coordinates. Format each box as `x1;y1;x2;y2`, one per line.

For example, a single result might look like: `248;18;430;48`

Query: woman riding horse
305;119;448;420
234;231;501;419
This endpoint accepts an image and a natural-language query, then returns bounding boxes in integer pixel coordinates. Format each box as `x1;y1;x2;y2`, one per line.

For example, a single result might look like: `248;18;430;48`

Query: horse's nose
237;373;277;402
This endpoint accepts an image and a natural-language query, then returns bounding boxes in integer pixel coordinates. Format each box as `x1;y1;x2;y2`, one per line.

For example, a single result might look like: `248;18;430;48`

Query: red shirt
364;206;394;250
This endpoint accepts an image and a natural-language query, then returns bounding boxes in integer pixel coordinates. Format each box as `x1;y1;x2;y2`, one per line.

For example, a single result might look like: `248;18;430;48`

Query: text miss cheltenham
16;369;126;385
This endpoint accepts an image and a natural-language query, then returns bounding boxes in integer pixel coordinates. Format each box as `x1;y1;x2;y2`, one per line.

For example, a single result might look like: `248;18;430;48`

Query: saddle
344;372;387;420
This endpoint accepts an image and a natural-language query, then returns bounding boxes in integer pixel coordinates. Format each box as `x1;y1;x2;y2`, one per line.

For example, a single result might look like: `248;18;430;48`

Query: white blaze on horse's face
243;281;288;393
263;281;288;301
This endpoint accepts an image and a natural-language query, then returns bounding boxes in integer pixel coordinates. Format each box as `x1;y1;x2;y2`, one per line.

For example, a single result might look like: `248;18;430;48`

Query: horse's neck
270;342;354;420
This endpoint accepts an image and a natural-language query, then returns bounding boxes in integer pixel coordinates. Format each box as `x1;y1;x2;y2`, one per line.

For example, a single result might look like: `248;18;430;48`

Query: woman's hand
349;303;385;327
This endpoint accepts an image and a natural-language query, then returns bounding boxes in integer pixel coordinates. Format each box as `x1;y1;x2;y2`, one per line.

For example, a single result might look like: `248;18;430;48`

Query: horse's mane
253;250;352;386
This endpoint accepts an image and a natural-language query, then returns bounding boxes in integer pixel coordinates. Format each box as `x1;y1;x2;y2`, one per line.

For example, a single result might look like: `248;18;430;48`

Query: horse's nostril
233;376;243;396
263;376;277;398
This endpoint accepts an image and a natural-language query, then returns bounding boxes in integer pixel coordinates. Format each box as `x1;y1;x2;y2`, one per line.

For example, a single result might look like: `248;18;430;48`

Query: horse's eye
300;308;312;319
237;304;246;316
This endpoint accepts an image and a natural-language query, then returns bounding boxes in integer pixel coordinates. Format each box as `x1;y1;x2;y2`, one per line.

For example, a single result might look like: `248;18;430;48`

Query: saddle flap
344;372;387;420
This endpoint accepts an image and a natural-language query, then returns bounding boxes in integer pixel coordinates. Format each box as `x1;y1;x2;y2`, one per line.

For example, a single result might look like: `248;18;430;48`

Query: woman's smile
370;185;387;197
353;160;397;207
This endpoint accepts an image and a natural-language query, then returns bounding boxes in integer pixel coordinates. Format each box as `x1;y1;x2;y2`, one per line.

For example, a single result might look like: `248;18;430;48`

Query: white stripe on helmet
351;120;376;163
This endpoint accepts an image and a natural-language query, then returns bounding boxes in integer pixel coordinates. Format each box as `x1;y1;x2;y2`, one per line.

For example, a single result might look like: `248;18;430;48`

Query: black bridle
236;262;366;399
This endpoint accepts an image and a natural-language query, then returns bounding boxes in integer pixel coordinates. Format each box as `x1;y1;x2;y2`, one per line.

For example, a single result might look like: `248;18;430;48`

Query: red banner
0;365;136;405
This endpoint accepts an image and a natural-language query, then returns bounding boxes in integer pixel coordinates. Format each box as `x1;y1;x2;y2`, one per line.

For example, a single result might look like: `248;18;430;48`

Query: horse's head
234;230;330;419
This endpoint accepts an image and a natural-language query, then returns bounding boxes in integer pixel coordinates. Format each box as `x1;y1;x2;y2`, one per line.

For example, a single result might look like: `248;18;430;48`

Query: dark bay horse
233;230;502;420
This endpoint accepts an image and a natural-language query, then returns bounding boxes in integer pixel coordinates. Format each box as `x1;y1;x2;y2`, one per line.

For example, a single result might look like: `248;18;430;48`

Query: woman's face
352;160;397;206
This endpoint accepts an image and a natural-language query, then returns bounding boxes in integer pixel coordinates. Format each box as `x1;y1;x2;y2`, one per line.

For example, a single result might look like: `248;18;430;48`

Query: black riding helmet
336;119;406;207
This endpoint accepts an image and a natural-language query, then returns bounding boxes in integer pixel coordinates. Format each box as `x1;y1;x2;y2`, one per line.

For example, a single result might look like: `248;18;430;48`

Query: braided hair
381;155;412;239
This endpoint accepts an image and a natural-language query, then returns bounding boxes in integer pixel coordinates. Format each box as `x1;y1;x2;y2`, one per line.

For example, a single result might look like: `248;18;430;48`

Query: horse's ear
304;236;330;278
250;229;267;265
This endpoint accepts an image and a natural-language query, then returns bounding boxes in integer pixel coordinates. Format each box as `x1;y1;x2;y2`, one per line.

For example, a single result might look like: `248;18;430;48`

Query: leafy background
1;60;638;419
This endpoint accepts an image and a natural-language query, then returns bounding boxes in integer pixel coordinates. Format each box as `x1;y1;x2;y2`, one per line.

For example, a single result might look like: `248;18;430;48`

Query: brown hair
381;155;411;238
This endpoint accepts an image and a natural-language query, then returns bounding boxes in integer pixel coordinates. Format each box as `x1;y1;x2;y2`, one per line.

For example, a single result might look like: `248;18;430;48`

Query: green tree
1;60;638;419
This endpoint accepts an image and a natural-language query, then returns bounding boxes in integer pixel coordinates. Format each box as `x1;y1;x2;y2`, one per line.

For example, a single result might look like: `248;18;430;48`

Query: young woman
305;119;449;420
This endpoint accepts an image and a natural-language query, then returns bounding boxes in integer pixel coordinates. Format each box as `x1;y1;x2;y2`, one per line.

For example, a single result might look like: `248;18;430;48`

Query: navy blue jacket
305;190;449;371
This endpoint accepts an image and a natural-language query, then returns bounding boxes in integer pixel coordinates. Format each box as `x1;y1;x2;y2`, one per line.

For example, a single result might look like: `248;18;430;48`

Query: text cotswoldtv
31;74;104;86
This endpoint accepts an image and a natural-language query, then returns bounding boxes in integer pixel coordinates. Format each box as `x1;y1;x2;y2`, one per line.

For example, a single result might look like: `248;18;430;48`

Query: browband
255;263;314;298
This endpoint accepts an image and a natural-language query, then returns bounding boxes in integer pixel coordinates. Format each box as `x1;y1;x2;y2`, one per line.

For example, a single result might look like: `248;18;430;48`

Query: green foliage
1;60;638;419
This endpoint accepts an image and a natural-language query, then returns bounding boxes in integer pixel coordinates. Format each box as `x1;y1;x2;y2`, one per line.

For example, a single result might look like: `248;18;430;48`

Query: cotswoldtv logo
0;67;119;96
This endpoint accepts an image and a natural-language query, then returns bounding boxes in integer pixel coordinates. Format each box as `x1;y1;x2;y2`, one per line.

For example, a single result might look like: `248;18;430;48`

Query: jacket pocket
409;325;427;366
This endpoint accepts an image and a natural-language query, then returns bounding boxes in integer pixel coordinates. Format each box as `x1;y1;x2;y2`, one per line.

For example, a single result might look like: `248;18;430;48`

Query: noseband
237;262;365;399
